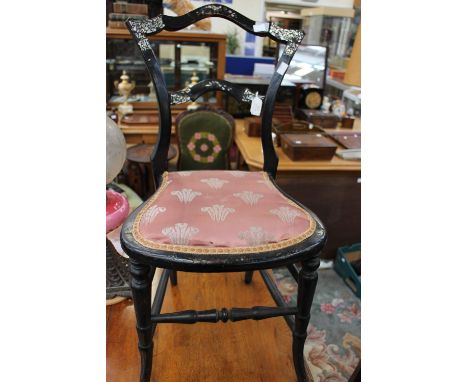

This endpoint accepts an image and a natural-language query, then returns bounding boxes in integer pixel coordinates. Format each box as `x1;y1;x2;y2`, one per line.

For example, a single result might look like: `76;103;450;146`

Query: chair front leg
130;260;154;382
169;270;178;286
293;257;320;382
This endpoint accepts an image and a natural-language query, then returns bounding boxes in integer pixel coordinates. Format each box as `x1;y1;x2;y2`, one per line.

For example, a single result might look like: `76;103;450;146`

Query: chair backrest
126;4;304;186
175;107;234;171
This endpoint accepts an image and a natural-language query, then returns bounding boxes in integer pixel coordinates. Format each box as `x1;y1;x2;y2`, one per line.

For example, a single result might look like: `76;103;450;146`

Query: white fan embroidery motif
141;205;166;225
229;171;246;177
270;206;301;224
170;188;202;203
162;223;199;245
238;226;273;246
200;178;229;189
201;205;235;222
233;191;263;205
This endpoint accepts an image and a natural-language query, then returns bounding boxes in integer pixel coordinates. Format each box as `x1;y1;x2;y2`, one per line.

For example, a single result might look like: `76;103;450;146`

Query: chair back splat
126;4;305;184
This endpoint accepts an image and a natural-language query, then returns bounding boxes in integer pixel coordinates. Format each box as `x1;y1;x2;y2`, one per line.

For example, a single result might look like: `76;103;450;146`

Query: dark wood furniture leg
244;271;254;284
169;270;178;286
130;260;154;382
293;257;320;382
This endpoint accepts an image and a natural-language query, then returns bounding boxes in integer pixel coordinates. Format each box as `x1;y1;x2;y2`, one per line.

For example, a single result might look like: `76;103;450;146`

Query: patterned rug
272;267;361;382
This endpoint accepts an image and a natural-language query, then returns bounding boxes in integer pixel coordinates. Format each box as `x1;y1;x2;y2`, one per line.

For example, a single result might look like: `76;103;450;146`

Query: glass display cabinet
300;7;356;70
106;28;227;109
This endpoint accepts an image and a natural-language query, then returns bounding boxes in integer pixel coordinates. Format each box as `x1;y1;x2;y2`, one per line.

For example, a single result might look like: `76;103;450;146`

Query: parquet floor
106;271;296;381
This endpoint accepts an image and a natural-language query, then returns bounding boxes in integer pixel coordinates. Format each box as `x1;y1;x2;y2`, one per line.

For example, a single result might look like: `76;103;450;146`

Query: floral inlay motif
162;223;199;245
200;178;229;189
141;205;166;225
201;204;235;222
270;206;302;224
238;226;273;246
186;131;222;163
233;191;263;205
170;188;202;203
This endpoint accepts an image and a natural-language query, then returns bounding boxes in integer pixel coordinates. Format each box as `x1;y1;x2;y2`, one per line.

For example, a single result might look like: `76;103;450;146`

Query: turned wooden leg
244;271;254;284
130;260;154;382
293;257;320;382
169;270;178;286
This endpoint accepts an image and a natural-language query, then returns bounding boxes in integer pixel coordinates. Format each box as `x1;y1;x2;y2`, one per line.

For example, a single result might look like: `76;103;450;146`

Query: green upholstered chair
175;107;234;171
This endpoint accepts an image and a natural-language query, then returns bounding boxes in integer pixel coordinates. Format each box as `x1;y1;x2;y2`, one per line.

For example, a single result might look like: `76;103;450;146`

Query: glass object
278;44;327;86
106;116;127;184
301;8;356;69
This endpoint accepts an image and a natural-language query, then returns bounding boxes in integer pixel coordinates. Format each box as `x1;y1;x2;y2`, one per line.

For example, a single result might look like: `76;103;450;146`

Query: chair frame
122;5;327;382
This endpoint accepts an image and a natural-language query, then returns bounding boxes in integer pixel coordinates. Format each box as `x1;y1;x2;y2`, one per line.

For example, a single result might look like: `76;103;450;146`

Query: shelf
106;28;227;43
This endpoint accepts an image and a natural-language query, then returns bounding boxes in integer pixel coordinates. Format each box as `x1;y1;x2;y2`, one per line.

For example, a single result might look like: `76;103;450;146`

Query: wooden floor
107;271;297;382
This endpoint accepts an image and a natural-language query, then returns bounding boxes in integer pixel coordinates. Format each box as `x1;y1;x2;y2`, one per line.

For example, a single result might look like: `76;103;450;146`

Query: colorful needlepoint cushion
177;110;233;170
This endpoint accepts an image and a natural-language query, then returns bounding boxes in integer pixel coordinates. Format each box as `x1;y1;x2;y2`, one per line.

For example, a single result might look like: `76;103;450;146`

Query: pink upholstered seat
132;170;316;255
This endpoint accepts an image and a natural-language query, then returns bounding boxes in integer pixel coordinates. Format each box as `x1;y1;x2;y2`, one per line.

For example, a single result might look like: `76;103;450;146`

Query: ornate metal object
114;71;136;105
106;239;131;300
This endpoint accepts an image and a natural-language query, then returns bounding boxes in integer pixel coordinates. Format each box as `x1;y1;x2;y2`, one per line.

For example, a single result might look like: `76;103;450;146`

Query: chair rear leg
130;260;154;382
293;257;320;382
244;271;254;284
169;270;178;286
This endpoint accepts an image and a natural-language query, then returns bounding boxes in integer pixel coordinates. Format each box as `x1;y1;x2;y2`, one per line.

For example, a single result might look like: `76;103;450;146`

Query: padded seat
130;170;317;255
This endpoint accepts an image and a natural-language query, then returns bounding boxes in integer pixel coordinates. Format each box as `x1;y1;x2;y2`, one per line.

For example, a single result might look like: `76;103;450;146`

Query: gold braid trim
131;171;316;255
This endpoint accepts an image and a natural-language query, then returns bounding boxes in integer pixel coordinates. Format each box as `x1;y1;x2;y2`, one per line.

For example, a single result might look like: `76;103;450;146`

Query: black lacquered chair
121;5;327;381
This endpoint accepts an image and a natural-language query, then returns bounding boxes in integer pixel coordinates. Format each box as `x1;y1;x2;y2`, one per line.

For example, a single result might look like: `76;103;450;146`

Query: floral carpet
272;267;361;382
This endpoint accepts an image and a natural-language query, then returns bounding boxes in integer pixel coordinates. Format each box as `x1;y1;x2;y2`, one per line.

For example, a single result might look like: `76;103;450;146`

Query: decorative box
272;121;313;147
281;133;337;161
244;117;262;137
334;243;361;298
328;132;361;149
295;109;340;129
272;103;294;126
340;116;355;129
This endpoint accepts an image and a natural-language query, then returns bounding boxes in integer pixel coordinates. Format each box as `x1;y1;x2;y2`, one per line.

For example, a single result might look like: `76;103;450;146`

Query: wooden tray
328;132;361;149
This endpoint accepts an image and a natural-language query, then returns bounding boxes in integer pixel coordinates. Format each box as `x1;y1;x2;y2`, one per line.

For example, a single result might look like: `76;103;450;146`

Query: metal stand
106;239;132;300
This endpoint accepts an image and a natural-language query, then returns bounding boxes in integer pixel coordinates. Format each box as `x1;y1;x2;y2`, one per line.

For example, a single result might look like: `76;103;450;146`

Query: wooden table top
234;119;361;172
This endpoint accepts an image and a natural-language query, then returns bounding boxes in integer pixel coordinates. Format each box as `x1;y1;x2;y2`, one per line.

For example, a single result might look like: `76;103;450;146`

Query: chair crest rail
127;5;304;48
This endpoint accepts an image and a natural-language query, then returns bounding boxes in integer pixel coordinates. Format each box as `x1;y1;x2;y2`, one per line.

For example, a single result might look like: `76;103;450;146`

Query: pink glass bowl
106;189;130;233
